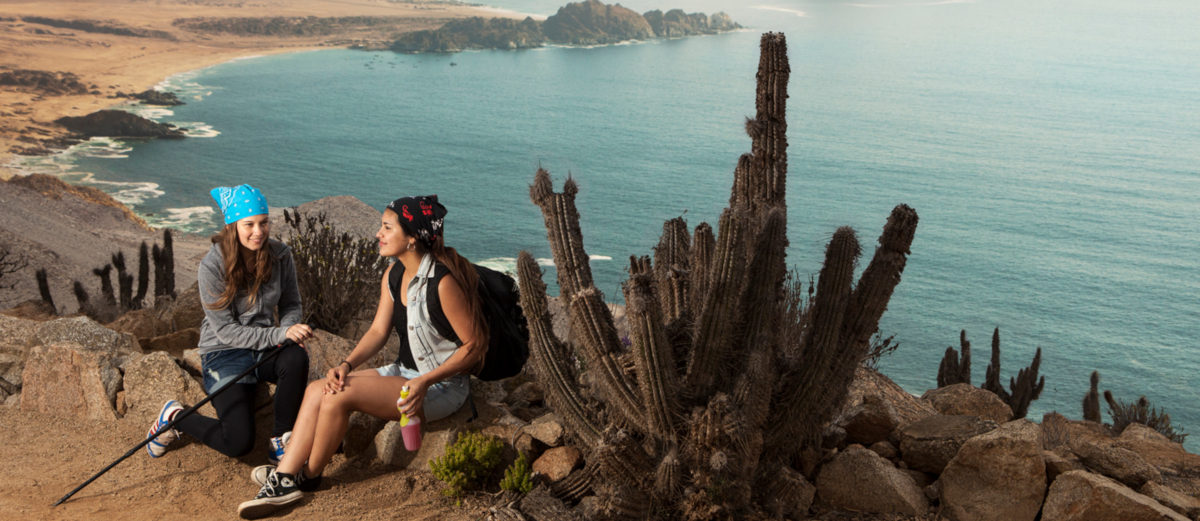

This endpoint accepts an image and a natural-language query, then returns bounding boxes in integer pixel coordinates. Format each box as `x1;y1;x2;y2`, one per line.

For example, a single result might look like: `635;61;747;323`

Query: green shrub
500;452;533;494
281;210;387;333
429;431;504;497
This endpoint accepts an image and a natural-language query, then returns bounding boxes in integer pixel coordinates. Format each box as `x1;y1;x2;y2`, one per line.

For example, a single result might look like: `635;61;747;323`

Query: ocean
11;0;1199;448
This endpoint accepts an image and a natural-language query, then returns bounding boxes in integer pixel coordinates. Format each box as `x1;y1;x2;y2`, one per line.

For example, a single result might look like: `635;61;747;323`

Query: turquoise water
15;0;1199;448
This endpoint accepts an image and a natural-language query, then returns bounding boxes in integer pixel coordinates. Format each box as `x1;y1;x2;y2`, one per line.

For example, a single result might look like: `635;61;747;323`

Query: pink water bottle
398;386;422;451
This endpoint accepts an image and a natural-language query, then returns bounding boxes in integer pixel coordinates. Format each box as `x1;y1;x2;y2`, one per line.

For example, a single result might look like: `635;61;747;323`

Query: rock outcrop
899;414;999;474
391;17;544;53
54;110;186;139
21;342;120;421
642;9;741;38
36;315;140;354
815;444;929;515
0;69;89;95
130;89;184;106
122;351;210;423
939;420;1047;521
1042;470;1188;521
922;383;1013;423
1074;439;1163;489
542;0;653;45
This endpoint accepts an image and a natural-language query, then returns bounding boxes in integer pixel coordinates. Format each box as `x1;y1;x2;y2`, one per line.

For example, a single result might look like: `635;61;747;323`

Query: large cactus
517;32;919;519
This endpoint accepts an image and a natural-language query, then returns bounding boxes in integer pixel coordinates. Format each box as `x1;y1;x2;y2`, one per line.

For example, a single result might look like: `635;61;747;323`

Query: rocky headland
54;110;186;139
391;0;742;53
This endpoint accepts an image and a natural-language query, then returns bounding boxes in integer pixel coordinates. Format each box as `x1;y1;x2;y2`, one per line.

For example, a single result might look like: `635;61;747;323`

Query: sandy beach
0;0;525;180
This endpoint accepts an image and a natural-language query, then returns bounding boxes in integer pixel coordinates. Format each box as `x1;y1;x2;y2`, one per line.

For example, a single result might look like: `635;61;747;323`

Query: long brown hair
205;223;274;310
417;234;489;362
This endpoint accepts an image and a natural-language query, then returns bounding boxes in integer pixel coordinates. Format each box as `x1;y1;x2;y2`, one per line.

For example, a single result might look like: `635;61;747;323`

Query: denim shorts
374;363;470;422
201;348;267;394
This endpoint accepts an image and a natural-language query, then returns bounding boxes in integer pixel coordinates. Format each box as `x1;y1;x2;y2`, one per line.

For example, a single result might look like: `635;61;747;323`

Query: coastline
0;0;526;180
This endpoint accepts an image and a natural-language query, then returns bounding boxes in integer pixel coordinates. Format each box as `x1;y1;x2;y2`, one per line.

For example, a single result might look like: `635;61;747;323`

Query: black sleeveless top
387;261;461;370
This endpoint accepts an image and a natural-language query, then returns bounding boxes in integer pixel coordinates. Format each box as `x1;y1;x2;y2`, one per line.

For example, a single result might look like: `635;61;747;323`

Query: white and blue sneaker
268;431;291;465
146;400;185;458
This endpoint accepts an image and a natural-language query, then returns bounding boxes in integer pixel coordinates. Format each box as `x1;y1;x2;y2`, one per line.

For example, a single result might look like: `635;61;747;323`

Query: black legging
175;344;309;458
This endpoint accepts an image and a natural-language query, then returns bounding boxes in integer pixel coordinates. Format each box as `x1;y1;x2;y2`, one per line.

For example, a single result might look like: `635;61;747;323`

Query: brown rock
35;315;140;353
122;351;210;424
900;414;999;474
815;444;929;515
1045;450;1085;485
371;393;504;468
870;440;899;459
921;383;1013;423
901;468;935;489
169;283;204;332
1042;470;1188;521
1074;439;1163;488
1141;481;1200;519
20;342;120;421
181;348;202;376
841;393;901;446
1122;423;1174;444
760;465;817;517
0;314;40;347
505;381;544;407
515;432;549;460
527;413;565;447
843;366;938;436
344;412;388;457
116;390;128;416
106;309;171;341
1;299;57;321
305;329;355;381
0;352;25;388
144;328;199;359
940;420;1046;521
532;446;583;482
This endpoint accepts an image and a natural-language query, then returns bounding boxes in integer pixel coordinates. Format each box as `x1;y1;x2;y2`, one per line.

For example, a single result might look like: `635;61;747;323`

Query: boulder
1045;450;1085;484
0;314;40;346
1074;439;1162;488
1;299;58;321
899;415;999;474
35;315;140;354
939;420;1046;521
759;465;816;517
20;342;120;421
902;469;936;489
106;309;171;341
921;383;1013;423
1112;438;1200;498
144;328;199;359
181;348;202;376
122;351;210;424
505;381;544;407
371;392;505;468
841;366;938;437
0;352;25;388
1042;470;1188;521
1122;423;1174;444
532;446;583;482
305;329;355;381
1140;482;1200;520
515;432;550;460
526;413;565;447
344;412;388;457
169;283;204;332
815;444;929;516
840;393;901;446
870;440;899;459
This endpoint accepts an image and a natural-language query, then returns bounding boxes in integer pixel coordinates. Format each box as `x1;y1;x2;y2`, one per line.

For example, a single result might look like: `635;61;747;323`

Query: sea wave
475;255;613;276
147;206;217;232
753;5;810;17
73;172;164;205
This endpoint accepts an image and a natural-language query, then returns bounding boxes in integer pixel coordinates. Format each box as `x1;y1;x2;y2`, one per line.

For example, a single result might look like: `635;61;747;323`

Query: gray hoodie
196;239;302;354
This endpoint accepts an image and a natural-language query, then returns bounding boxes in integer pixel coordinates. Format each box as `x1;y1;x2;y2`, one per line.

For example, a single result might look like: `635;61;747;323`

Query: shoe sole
237;491;302;519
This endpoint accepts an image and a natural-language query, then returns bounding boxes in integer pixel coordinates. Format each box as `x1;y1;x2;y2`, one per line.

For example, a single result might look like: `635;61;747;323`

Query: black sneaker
252;465;321;492
237;469;302;519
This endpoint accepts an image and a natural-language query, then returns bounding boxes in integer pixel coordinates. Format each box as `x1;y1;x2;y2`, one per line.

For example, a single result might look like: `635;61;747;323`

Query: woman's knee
217;431;256;458
276;345;310;375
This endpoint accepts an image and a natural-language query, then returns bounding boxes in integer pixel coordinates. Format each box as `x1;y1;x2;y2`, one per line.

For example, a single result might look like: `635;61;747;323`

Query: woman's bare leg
300;373;412;478
274;381;324;476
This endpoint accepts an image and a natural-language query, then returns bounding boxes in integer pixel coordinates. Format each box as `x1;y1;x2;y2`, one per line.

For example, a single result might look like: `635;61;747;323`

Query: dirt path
0;405;494;520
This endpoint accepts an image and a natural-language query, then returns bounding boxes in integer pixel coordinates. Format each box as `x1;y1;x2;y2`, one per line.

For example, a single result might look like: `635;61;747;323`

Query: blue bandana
210;184;269;225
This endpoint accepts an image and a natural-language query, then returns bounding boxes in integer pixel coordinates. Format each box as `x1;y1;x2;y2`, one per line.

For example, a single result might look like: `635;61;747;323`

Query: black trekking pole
52;339;299;507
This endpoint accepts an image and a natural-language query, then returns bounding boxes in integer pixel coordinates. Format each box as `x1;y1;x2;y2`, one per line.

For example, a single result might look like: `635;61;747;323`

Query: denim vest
401;254;463;375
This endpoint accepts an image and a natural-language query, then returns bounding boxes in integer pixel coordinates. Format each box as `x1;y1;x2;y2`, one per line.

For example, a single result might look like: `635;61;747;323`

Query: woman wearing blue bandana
237;195;488;519
146;184;313;467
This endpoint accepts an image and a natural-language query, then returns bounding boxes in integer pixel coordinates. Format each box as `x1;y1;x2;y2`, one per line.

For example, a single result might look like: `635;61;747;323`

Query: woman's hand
397;377;429;418
285;324;314;344
324;362;349;394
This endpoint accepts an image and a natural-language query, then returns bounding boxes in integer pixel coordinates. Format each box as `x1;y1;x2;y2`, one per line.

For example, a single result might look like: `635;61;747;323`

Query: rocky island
391;0;741;53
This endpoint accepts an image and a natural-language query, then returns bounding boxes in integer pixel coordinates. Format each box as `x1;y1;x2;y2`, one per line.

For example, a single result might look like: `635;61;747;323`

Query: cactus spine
518;32;918;519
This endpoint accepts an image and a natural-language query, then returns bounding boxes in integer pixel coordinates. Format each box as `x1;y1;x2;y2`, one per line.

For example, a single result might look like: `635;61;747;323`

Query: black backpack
392;262;530;381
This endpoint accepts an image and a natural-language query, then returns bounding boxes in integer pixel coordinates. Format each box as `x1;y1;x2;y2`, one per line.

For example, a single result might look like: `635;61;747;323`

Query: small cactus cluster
937;329;972;387
47;228;176;321
517;32;920;519
500;452;534;494
1081;372;1187;444
981;327;1044;420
